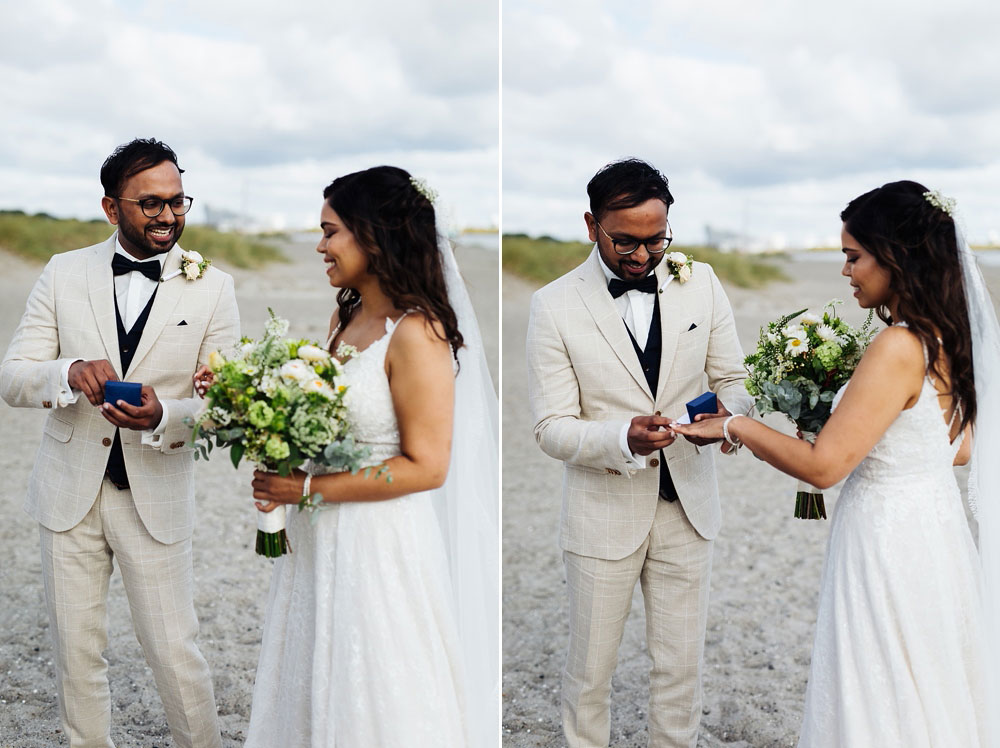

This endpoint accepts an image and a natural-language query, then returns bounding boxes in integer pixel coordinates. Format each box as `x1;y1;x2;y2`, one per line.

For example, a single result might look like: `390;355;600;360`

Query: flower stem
255;529;290;557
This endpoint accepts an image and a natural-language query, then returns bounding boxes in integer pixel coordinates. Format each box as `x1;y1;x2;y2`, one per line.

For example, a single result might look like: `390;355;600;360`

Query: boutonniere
162;250;211;281
666;251;694;283
180;250;211;280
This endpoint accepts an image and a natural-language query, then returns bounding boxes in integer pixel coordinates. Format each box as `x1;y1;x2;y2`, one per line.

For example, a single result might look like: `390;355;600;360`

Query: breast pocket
676;319;709;353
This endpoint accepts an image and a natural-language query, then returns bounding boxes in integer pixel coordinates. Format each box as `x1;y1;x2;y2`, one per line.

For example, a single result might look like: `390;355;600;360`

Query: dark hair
587;158;674;220
323;166;463;360
841;180;974;430
100;138;183;196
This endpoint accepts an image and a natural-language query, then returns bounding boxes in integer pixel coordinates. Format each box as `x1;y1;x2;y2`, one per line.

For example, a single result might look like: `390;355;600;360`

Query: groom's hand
627;415;676;456
68;359;119;405
100;385;164;430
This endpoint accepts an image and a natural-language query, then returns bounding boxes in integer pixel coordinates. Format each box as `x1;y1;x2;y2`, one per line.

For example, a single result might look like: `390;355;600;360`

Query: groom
526;158;752;747
0;138;240;748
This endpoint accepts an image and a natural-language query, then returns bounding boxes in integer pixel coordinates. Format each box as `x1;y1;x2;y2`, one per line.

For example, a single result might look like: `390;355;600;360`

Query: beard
117;215;184;258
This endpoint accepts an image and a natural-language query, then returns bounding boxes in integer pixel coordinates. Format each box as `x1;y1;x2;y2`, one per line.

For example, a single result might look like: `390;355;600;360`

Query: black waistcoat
624;294;679;501
105;288;158;489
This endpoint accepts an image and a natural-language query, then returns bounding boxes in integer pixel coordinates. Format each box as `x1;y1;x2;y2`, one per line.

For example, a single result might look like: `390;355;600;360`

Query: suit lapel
575;249;653;401
125;245;184;378
87;235;123;378
654;264;682;405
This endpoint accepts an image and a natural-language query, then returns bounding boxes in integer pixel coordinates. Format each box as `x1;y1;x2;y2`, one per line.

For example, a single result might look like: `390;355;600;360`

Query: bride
236;166;498;746
674;181;999;746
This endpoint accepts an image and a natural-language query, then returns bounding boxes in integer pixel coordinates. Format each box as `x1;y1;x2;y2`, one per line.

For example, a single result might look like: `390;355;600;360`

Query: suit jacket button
650;458;659;467
102;437;112;447
170;441;185;449
42;400;52;408
654;410;661;416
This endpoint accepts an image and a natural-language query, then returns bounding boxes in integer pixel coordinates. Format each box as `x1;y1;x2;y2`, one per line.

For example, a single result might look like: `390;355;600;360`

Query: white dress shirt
57;237;168;441
597;253;671;467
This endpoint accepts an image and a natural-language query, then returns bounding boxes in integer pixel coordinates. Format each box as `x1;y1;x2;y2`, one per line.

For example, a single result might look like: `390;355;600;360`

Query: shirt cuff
619;423;646;469
57;359;83;407
140;405;169;449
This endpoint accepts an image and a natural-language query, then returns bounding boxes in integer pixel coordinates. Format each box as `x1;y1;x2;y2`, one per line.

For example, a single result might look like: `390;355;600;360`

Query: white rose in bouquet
298;344;331;363
280;359;313;384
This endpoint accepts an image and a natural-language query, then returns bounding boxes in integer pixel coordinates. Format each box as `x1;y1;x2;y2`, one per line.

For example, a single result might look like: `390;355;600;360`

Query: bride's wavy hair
323;166;463;360
841;180;975;430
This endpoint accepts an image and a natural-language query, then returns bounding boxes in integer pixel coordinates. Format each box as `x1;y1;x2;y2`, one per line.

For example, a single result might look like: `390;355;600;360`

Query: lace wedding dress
798;370;988;746
244;316;467;747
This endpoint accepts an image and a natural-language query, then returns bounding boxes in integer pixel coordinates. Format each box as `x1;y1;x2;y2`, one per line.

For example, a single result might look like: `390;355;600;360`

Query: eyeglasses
115;195;194;218
596;219;672;255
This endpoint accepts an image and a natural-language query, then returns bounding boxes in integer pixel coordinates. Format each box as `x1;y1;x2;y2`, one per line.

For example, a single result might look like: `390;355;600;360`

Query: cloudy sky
503;0;1000;248
0;0;498;231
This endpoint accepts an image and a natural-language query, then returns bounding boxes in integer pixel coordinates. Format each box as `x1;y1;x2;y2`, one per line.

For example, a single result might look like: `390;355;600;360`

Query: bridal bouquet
744;300;875;519
192;310;376;557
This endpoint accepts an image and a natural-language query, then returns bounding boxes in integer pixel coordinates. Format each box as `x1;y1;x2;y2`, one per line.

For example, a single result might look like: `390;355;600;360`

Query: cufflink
42;400;52;408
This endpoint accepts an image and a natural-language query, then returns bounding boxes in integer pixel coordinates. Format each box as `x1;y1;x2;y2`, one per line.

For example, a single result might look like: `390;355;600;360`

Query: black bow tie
112;254;161;282
608;276;658;298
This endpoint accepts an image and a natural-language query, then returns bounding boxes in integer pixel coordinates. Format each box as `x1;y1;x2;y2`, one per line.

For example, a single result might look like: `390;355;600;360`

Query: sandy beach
0;233;498;748
502;254;1000;747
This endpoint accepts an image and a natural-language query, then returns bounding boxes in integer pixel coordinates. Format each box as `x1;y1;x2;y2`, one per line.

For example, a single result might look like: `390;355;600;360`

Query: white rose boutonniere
665;251;694;283
179;250;211;281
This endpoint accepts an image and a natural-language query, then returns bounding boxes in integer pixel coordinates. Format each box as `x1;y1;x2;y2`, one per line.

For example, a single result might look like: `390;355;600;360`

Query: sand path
0;234;497;748
502;255;999;747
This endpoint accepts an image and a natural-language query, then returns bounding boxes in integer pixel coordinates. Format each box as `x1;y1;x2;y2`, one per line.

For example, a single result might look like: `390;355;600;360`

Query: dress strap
383;310;412;341
325;323;340;350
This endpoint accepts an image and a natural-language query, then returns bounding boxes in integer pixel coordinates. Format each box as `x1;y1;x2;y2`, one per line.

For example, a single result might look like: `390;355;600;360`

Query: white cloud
0;0;498;229
503;0;1000;245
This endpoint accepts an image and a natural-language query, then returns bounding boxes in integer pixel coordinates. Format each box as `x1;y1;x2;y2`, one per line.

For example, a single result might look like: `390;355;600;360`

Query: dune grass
502;234;788;288
0;210;287;268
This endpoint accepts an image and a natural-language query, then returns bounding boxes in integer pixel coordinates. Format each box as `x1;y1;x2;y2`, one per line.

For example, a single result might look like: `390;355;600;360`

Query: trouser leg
562;542;647;748
641;499;713;748
39;495;116;748
101;484;221;748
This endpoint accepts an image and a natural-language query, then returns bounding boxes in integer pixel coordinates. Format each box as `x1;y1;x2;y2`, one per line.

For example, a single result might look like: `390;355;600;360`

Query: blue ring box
685;391;718;422
104;381;142;408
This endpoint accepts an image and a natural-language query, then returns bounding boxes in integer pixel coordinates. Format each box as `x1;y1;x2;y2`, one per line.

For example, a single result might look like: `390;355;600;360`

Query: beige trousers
38;479;221;748
562;497;713;748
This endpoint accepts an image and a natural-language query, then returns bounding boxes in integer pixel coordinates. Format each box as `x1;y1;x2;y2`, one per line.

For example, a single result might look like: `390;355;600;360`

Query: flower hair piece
923;189;956;217
409;175;438;205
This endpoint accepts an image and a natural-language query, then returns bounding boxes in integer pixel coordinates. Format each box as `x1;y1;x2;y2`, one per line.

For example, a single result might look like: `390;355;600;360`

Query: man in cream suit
0;138;240;748
526;158;752;748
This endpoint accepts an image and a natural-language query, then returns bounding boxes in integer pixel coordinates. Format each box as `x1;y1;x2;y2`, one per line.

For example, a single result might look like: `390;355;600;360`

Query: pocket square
687;322;697;331
177;320;188;326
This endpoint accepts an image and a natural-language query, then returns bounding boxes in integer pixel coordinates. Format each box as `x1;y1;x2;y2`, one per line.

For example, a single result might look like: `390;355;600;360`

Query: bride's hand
193;365;214;398
671;414;726;442
252;469;309;511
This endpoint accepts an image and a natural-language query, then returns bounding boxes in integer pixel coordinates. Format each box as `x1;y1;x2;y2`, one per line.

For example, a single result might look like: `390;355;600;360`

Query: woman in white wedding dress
674;181;998;746
239;166;498;747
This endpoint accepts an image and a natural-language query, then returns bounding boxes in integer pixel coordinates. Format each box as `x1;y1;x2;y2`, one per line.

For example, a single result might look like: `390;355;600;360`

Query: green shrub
502;234;787;288
0;212;286;268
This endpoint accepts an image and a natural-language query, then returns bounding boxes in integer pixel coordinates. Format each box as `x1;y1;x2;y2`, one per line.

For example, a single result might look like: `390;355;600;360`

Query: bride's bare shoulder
855;325;925;397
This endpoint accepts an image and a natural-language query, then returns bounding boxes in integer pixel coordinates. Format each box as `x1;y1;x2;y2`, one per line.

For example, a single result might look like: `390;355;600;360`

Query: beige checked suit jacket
0;234;240;544
527;248;752;561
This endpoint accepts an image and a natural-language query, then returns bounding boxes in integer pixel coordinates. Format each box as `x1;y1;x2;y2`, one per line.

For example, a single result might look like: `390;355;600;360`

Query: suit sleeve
155;272;241;453
0;257;81;409
703;266;754;417
526;289;635;473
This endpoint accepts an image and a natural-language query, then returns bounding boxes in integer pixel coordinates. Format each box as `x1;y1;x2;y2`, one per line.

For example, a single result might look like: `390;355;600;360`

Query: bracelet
722;414;744;448
298;472;324;513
